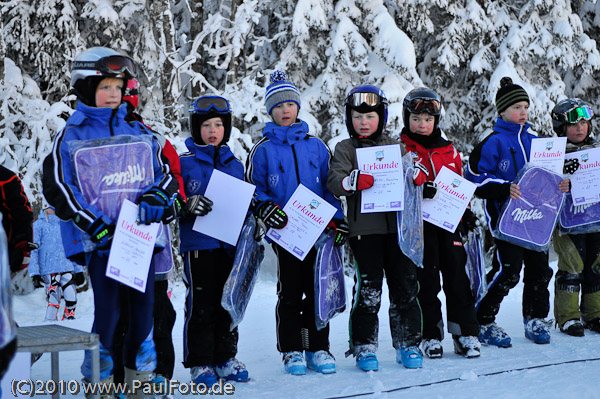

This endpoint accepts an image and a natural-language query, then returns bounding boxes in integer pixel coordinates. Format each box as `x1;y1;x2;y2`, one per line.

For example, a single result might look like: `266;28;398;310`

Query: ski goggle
564;105;594;123
72;55;136;78
348;92;385;108
190;96;230;114
405;98;442;116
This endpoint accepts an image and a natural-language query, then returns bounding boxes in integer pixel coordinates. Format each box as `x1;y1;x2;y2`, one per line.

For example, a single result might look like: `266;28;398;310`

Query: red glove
342;170;374;192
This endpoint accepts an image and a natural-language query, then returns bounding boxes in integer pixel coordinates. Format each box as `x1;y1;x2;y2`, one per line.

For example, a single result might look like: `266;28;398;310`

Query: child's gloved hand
87;216;115;250
422;181;438;199
563;158;580;175
328;218;349;247
184;194;213;217
462;208;478;231
31;275;44;288
162;193;185;223
342;169;374;192
137;187;171;225
258;200;288;229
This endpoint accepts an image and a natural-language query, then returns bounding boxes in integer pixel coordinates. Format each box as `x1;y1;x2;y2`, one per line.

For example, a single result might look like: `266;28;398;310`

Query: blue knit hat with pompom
265;70;301;115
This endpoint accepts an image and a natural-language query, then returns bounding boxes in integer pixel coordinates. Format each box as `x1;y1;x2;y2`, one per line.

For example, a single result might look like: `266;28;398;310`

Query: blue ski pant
87;251;155;371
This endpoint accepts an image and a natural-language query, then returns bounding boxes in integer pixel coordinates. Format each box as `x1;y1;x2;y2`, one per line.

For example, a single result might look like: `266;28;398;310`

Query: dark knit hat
495;77;530;114
265;71;301;115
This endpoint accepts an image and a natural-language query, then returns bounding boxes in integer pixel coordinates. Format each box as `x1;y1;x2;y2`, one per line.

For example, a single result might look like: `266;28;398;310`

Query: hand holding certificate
355;144;404;213
106;199;159;292
421;167;476;233
266;184;337;261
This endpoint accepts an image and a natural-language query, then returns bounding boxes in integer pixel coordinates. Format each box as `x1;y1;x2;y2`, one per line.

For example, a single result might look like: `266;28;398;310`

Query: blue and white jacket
465;117;536;229
245;121;343;220
28;210;82;276
42;102;179;256
179;138;245;252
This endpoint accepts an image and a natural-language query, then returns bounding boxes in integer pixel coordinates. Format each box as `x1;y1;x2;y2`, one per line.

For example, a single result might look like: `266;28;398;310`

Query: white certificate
192;169;255;245
565;146;600;205
422;166;476;233
266;184;337;261
355;144;404;213
106;199;159;292
529;137;567;174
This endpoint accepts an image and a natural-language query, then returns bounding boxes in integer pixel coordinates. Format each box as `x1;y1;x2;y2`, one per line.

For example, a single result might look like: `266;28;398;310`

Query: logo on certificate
134;277;144;288
545;141;554;150
375;150;384;161
109;266;120;276
293;247;304;257
309;199;320;209
451;179;461;188
582;153;589;163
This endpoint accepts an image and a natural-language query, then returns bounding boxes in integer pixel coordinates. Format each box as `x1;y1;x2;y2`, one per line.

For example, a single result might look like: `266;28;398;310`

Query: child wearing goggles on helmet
42;47;180;389
327;84;423;371
245;71;344;376
178;95;250;384
465;77;557;347
550;98;600;337
400;87;481;359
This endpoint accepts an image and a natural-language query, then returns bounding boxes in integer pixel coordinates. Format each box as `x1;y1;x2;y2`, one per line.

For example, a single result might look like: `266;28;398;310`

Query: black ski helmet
551;98;594;136
402;87;442;129
344;85;388;141
189;95;232;146
71;47;136;107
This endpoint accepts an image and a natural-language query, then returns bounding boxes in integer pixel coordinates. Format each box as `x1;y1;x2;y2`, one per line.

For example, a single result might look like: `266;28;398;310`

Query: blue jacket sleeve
245;140;273;210
465;136;511;200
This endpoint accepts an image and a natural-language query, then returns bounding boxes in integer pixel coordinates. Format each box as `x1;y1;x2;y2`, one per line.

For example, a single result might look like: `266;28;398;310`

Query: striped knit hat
265;70;301;115
495;77;530;114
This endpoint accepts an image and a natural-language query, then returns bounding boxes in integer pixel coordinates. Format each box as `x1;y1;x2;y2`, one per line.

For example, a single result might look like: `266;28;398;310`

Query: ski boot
356;351;378;372
191;366;218;385
560;319;584;337
524;318;551;344
283;351;306;375
420;339;443;359
584;318;600;333
478;322;512;347
453;335;481;358
215;358;250;382
396;346;423;369
305;350;336;374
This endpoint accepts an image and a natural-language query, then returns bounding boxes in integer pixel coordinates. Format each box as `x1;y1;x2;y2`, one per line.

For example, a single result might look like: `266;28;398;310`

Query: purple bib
497;167;564;249
73;139;154;221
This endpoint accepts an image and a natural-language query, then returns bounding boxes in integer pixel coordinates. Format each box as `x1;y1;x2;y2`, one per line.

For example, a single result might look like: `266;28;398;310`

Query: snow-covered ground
6;246;600;399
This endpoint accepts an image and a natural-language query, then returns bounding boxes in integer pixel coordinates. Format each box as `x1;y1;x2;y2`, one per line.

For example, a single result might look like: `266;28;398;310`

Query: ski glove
342;169;374;192
563;158;580;175
31;275;44;288
184;194;213;217
422;181;438;199
137;187;171;225
462;208;478;231
328;218;349;247
162;192;185;223
87;216;115;250
258;200;288;229
9;241;38;272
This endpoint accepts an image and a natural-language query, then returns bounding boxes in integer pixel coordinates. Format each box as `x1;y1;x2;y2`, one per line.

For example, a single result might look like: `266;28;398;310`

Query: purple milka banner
497;167;564;249
314;233;346;330
559;194;600;233
73;139;154;222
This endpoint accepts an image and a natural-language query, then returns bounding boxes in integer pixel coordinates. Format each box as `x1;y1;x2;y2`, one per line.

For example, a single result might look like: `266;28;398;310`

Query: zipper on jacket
109;109;117;136
291;146;301;185
510;148;518;177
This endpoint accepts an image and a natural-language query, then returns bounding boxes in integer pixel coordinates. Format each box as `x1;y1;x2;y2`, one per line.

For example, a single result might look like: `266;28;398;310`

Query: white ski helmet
71;47;136;106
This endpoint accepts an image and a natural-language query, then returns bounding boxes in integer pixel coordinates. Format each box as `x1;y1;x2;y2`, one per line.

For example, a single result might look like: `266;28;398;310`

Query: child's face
271;102;298;127
200;117;225;146
500;101;529;125
95;77;123;109
565;120;589;144
408;113;435;136
351;110;379;137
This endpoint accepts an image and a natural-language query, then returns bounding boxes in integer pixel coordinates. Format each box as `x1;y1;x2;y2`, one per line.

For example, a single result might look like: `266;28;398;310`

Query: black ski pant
477;239;553;325
183;249;238;367
348;233;421;355
418;222;479;340
113;279;176;382
274;245;329;353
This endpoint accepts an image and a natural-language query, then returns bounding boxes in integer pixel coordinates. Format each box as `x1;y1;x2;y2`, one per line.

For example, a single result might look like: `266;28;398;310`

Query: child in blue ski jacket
245;71;346;375
42;47;179;389
179;95;249;384
465;77;554;347
29;204;83;321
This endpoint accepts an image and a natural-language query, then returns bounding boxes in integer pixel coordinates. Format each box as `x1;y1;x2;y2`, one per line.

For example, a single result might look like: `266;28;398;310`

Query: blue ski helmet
189;95;232;145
